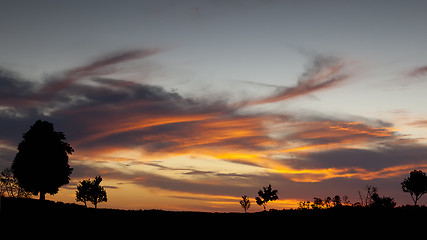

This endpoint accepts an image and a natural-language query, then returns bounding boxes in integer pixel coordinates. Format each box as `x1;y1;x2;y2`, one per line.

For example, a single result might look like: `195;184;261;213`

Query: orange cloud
282;121;397;152
75;113;219;146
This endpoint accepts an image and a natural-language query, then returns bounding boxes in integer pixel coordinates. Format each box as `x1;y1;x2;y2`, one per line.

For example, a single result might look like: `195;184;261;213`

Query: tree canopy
12;120;73;200
255;184;278;211
401;170;427;206
76;176;107;208
239;195;251;213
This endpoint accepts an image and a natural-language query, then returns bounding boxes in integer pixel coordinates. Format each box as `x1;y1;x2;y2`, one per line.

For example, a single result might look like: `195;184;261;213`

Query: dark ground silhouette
1;197;426;235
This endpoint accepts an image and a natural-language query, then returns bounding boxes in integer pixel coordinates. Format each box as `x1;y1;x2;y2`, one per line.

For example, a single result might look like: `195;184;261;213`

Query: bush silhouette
12;120;73;200
370;193;396;208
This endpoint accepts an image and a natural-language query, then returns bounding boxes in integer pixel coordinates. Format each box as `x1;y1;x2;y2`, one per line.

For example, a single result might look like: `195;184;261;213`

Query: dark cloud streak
284;144;427;172
408;65;427;78
40;49;161;94
243;55;348;106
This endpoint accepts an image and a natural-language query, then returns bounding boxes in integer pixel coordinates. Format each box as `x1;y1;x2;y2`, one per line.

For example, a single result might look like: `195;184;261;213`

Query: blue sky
1;0;427;211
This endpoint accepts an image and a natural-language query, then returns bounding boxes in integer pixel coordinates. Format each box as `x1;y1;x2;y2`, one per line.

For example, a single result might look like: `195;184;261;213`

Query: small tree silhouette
75;179;92;207
312;197;324;209
332;195;342;207
239;195;251;213
255;184;278;211
76;176;107;208
90;176;107;208
401;170;427;206
12;120;73;200
298;201;311;210
358;185;377;206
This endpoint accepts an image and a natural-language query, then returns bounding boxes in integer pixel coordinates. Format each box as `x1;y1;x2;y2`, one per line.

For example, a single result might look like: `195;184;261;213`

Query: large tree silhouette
12;120;73;200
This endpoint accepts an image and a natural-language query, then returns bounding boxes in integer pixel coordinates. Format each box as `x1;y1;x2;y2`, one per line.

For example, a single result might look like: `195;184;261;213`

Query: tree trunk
40;191;45;201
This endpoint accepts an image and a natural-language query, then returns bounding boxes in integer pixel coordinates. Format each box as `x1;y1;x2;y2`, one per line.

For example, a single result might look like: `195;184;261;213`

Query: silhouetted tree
76;176;107;208
312;197;324;209
0;168;33;198
255;184;278;211
75;179;92;207
401;170;427;206
90;176;107;208
1;168;15;197
324;196;332;208
332;195;342;207
298;201;311;210
358;185;377;206
239;195;251;213
12;120;73;200
342;195;351;206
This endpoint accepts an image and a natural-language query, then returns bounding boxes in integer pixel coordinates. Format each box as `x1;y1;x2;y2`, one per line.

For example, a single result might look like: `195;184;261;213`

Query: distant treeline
242;170;427;212
297;185;396;210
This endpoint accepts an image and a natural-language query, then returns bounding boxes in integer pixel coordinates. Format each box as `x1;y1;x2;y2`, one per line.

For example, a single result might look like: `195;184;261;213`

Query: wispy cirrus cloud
408;65;427;78
40;49;161;94
408;119;427;127
242;55;349;106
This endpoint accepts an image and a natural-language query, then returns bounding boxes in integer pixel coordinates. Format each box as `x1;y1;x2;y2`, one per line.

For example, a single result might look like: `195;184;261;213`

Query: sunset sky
1;0;427;211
